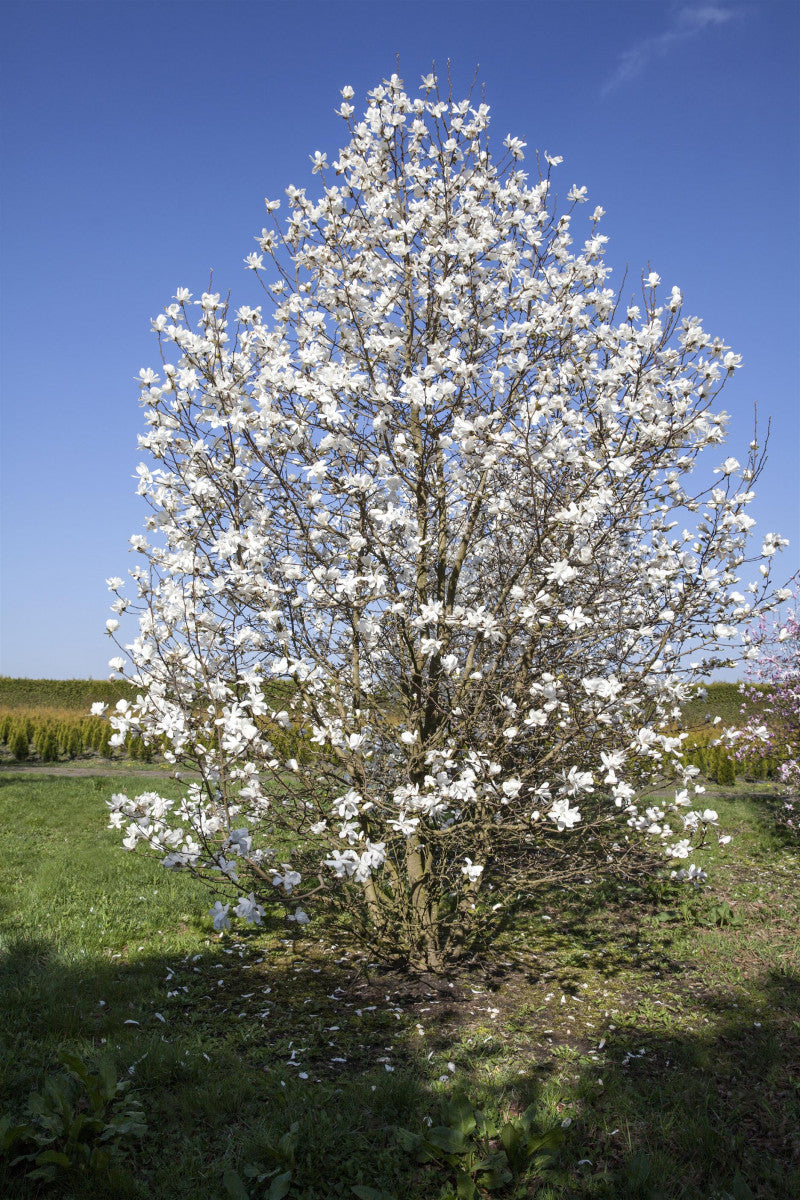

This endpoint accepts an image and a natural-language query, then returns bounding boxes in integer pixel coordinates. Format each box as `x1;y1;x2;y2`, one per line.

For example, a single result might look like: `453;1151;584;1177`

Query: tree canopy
106;74;787;969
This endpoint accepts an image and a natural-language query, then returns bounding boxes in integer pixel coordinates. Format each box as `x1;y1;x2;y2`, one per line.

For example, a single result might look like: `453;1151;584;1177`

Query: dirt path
0;760;194;780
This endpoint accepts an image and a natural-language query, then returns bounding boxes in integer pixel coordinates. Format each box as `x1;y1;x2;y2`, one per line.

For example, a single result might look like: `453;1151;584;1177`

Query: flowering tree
104;74;786;970
735;579;800;825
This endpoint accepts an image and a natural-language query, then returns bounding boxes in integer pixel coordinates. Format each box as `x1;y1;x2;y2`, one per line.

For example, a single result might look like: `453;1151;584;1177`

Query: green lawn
1;769;798;1198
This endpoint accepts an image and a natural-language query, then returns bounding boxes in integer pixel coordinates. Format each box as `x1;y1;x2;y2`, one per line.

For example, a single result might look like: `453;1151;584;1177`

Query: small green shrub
222;1121;298;1200
9;725;29;762
97;725;113;757
40;730;60;763
393;1093;563;1198
0;1052;146;1185
713;749;736;786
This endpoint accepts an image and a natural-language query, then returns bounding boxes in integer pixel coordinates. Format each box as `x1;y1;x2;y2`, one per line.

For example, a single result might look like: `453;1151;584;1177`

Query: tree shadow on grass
2;762;797;1199
0;929;545;1200
1;936;798;1199
507;968;800;1200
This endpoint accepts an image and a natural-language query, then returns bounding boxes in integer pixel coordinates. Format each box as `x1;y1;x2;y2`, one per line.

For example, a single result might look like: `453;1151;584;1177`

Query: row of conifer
681;741;778;785
0;711;151;762
0;708;780;781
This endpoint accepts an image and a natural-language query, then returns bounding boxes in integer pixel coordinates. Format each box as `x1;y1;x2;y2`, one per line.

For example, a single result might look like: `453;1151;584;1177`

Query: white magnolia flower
546;560;577;586
563;766;594;795
672;864;708;886
548;799;582;831
461;857;484;882
210;901;231;931
717;457;740;475
558;606;591;632
271;866;302;893
234;893;265;924
389;813;419;836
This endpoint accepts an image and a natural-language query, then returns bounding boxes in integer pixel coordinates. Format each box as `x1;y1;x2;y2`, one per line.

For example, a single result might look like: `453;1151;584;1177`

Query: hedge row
0;679;775;780
679;681;769;731
0;677;137;712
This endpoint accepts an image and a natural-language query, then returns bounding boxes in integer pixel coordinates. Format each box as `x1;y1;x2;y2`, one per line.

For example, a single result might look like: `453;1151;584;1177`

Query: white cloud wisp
602;6;740;97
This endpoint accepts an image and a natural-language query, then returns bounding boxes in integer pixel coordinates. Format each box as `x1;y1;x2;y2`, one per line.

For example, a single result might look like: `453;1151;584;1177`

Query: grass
1;767;798;1198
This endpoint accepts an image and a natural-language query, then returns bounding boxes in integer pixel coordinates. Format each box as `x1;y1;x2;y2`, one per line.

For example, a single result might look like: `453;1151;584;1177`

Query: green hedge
0;678;137;711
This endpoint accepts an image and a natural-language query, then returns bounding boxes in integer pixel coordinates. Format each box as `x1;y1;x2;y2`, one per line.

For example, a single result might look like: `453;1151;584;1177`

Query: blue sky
1;0;798;679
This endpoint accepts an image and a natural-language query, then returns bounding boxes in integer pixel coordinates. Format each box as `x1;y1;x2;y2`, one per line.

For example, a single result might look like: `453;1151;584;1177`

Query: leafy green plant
713;1175;755;1200
702;901;743;928
393;1092;563;1198
0;1052;146;1184
222;1121;299;1200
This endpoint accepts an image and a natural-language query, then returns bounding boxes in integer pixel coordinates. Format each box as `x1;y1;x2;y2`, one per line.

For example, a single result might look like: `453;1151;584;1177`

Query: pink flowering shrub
736;578;800;829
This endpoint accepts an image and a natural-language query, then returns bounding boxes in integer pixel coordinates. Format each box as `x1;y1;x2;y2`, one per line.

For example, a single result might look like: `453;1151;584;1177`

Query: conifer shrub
97;725;113;758
10;725;29;761
40;730;60;762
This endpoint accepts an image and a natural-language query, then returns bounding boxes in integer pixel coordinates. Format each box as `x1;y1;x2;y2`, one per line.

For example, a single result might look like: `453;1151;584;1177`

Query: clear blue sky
1;0;798;679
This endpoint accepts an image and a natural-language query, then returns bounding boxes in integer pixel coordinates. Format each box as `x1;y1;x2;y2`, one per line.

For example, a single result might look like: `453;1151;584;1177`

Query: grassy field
0;765;798;1199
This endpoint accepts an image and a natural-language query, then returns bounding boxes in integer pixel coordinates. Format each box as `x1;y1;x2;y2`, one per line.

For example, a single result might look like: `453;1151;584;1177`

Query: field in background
0;678;778;784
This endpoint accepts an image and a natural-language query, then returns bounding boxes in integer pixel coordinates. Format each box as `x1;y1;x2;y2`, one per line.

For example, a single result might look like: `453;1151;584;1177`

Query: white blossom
210;901;231;931
106;75;783;970
548;799;582;831
461;857;484;882
234;893;265;924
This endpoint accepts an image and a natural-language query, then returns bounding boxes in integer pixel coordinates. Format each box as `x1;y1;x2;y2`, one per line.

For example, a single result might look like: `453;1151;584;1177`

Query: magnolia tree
735;579;800;821
104;75;786;971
